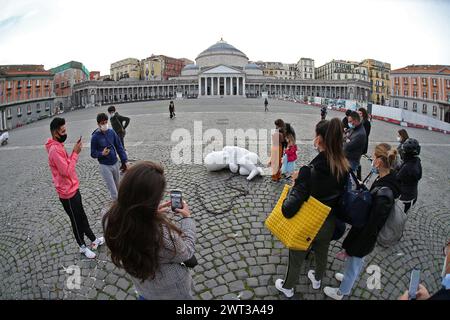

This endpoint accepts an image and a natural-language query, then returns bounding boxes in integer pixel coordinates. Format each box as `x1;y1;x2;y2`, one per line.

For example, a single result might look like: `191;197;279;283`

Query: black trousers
59;190;96;247
118;131;125;149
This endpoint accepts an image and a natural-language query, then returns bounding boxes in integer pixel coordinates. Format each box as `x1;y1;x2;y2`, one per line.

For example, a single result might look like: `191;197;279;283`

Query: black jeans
59;190;96;247
118;131;126;149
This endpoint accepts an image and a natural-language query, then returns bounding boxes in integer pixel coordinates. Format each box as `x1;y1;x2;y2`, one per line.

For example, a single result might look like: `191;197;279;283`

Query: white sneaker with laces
91;237;105;251
335;273;344;282
324;286;344;300
80;245;96;259
307;270;321;289
275;279;294;298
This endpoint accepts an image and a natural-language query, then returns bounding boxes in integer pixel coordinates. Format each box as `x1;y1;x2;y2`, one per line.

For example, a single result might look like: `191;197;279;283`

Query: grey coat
132;217;196;300
344;123;367;162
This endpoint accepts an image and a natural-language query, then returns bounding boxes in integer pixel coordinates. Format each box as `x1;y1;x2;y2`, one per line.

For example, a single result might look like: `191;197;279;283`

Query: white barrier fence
285;96;450;134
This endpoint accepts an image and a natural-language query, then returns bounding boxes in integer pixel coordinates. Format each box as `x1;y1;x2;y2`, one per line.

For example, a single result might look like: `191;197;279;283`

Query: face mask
371;160;379;175
100;124;108;132
397;136;401;142
348;123;355;129
109;112;115;117
56;134;67;143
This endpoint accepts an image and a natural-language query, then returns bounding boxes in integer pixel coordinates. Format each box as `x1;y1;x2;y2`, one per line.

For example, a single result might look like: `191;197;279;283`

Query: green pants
283;214;336;289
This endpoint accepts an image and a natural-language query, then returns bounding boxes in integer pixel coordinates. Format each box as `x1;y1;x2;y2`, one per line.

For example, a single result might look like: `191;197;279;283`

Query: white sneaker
335;273;344;282
91;237;105;251
275;279;294;298
307;270;321;289
324;286;344;300
80;245;96;259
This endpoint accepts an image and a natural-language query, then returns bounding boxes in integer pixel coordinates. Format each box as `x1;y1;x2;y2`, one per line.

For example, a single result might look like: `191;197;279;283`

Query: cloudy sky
0;0;449;75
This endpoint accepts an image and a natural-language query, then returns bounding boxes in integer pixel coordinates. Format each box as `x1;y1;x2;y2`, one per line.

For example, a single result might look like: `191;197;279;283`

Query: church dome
196;39;249;69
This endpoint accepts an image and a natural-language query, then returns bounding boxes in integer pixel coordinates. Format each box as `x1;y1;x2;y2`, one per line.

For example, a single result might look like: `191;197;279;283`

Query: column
224;77;227;96
243;77;246;96
237;77;240;96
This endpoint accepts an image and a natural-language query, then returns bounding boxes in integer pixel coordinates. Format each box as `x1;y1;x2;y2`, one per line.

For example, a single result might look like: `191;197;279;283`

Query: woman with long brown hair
102;161;196;300
275;118;349;298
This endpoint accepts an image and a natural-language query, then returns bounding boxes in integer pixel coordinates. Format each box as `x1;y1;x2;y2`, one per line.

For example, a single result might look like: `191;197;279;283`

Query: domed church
178;38;265;96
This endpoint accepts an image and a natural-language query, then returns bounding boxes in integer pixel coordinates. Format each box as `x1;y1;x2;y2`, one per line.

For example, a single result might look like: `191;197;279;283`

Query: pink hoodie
45;138;79;199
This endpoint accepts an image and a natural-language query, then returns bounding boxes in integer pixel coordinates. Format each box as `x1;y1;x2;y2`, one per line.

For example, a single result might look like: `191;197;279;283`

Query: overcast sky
0;0;449;75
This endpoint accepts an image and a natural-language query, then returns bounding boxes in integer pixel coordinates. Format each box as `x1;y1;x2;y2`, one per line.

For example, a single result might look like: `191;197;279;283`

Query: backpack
337;171;372;227
377;194;407;248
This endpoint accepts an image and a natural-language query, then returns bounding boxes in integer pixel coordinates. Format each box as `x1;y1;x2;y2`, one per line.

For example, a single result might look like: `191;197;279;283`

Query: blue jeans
339;256;365;295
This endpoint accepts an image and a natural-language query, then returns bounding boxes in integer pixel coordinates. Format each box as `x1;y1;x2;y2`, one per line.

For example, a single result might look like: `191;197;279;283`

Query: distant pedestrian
45;117;104;259
91;113;128;201
169;101;176;119
321;106;328;120
264;98;269;112
108;106;130;150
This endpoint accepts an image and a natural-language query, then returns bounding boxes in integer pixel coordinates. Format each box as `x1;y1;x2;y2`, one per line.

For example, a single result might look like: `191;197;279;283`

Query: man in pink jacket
45;117;104;259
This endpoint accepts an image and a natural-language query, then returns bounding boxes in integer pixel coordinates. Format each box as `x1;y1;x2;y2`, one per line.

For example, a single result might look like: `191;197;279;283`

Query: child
281;134;297;178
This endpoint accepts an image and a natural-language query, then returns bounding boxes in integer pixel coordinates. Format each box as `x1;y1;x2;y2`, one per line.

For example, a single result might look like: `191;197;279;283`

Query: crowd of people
43;102;446;301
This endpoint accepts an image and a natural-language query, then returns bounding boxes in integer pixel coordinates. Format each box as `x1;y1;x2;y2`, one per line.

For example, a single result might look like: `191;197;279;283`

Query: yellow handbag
265;184;332;251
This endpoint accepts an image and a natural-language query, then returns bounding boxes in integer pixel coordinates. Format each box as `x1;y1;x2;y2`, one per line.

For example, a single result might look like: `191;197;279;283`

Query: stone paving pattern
0;98;449;300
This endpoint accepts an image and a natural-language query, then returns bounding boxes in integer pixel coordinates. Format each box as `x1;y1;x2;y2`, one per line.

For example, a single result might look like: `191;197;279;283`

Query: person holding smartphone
102;161;196;300
91;113;128;201
45;117;104;259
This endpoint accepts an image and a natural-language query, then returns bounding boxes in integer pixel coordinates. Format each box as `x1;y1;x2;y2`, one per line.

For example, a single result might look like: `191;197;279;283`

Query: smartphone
408;268;421;300
170;190;183;212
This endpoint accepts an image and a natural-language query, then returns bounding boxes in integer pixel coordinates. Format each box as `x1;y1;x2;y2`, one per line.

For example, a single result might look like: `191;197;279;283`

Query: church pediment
201;65;242;75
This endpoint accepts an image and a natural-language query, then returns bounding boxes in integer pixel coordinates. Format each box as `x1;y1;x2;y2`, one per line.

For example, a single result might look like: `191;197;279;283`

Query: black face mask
56;134;67;143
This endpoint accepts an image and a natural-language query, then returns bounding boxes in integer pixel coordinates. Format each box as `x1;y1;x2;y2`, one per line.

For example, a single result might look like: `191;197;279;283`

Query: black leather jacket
281;152;347;219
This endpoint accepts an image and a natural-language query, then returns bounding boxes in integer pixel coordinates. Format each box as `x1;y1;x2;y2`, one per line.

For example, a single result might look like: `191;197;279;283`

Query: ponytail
374;143;398;169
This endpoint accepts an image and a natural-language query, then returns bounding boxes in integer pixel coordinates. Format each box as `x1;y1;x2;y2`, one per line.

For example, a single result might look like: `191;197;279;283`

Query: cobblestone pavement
0;98;449;300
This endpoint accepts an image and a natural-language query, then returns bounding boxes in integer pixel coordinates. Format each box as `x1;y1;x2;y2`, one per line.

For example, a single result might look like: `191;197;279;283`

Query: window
404;78;408;85
413;78;417;85
17;81;21;89
27;105;31;115
36;80;40;87
7;108;12;119
432;105;437;116
404;90;408;96
395;77;399;85
432;78;437;87
36;103;41;113
7;81;12;89
422;78;427;86
17;106;22;116
422;104;427;114
27;80;31;88
403;101;408;109
423;92;427;99
413;102;417;112
394;100;399;107
413;91;417;98
447;80;450;88
433;93;437;100
45;102;50;111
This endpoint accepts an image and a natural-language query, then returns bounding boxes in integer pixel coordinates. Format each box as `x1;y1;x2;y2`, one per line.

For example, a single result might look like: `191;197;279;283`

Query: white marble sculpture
204;146;263;181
